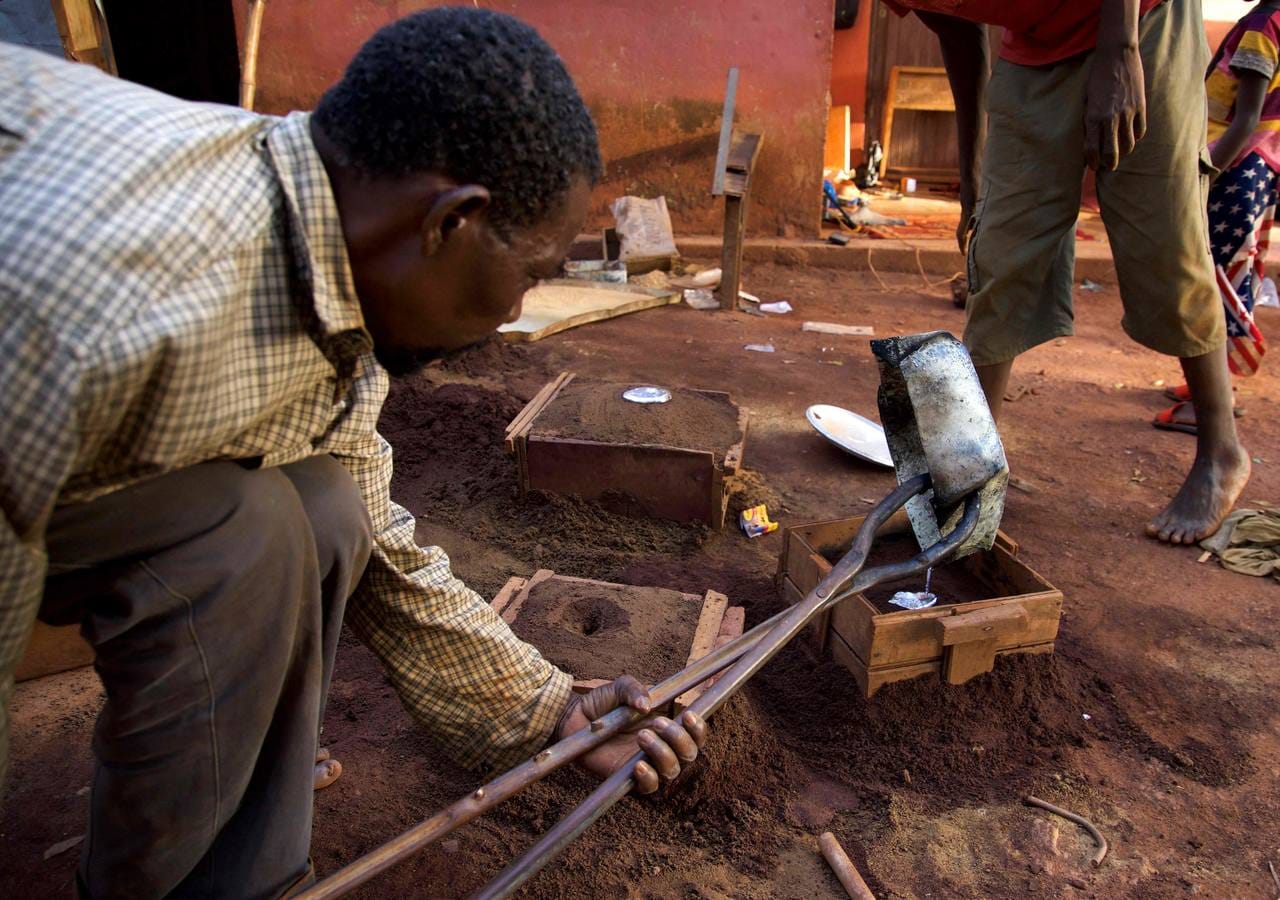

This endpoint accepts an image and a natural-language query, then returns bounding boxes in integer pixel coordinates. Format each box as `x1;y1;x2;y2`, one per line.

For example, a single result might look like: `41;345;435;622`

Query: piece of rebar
474;479;983;899
1024;795;1109;867
818;832;876;900
310;475;982;899
299;599;786;899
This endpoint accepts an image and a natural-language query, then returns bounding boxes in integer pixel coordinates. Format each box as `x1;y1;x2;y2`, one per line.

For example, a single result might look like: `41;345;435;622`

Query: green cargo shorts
964;0;1226;365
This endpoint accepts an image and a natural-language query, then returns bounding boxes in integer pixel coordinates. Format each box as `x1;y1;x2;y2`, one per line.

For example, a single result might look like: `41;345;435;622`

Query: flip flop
1153;401;1198;434
1162;383;1242;406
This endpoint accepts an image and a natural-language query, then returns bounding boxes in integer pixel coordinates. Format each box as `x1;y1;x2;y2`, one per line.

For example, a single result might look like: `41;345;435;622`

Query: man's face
352;178;590;375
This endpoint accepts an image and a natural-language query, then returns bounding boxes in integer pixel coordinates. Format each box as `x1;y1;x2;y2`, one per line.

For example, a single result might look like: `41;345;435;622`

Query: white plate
805;404;894;468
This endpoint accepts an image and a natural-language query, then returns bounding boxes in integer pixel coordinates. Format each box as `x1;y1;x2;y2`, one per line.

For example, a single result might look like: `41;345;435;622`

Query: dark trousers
42;456;373;899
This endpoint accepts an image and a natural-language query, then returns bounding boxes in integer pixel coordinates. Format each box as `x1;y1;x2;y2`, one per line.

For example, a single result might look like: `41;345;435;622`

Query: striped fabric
0;43;572;786
1207;151;1272;376
1207;6;1280;172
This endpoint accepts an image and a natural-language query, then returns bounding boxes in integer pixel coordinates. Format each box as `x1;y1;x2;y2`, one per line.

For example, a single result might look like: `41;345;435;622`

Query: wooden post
719;195;747;310
50;0;115;74
240;0;268;110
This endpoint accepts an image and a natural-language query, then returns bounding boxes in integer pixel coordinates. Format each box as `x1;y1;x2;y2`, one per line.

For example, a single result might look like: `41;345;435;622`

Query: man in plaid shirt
0;9;705;896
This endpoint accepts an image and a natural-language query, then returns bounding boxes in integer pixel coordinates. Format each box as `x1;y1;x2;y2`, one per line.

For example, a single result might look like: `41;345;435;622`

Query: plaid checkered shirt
0;44;572;785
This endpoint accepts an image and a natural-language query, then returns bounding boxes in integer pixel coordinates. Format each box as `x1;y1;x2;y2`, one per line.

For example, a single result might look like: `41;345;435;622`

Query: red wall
830;5;873;162
236;1;835;238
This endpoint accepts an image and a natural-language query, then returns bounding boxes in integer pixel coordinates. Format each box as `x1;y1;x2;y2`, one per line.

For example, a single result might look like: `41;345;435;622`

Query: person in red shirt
885;0;1251;545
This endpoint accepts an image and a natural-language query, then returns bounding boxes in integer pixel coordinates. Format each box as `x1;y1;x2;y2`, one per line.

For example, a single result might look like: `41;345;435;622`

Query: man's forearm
916;13;989;211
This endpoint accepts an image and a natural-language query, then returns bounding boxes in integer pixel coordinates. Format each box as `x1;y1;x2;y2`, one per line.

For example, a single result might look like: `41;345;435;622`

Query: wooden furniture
879;65;955;182
711;68;765;310
776;509;1062;696
492;570;743;713
504;372;749;528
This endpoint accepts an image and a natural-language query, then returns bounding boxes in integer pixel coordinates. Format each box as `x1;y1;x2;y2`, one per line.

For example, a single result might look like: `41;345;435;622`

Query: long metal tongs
300;472;981;899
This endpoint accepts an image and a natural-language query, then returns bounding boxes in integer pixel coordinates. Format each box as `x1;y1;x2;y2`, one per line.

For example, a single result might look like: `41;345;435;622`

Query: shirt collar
265;111;369;342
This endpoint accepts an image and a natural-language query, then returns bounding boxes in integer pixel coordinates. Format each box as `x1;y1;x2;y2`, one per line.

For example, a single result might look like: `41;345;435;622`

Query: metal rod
300;602;790;899
472;755;640;900
309;475;980;899
476;478;983;899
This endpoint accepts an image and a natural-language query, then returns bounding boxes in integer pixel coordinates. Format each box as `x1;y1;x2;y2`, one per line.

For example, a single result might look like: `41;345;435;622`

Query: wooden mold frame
504;372;750;528
775;509;1062;696
492;569;745;713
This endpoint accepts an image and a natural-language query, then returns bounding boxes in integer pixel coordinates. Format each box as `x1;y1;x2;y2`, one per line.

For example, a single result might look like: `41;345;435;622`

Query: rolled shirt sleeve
334;423;573;772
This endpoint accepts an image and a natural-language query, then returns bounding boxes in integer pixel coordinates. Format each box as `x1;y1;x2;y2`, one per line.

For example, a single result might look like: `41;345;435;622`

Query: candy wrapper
739;504;779;538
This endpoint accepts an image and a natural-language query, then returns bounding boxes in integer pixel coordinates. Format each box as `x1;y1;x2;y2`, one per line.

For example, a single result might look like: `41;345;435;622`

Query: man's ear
421;185;492;257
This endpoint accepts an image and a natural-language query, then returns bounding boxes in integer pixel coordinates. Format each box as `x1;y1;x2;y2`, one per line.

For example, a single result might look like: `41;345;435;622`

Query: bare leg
1147;347;1251;544
976;360;1015;424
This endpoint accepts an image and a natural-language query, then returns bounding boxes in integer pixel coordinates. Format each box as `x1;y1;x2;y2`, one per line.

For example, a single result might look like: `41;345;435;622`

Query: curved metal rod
300;596;794;898
474;477;981;900
308;477;981;900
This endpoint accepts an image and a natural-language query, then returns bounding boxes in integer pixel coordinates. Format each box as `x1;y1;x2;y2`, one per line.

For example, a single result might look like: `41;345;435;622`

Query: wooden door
864;6;999;179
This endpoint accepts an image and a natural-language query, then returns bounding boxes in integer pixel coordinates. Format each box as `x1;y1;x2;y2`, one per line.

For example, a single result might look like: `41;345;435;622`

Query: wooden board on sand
498;279;679;343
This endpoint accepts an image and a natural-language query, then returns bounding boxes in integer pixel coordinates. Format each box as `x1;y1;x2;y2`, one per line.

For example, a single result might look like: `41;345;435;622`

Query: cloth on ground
1200;504;1280;579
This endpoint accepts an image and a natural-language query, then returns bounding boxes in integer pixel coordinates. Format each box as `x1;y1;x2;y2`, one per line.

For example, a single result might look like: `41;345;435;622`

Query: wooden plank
498;568;554;625
491;577;528;618
505;371;573;452
825;104;851;172
831;629;1057;697
711;67;740;197
853;589;1062;668
935;605;1028;647
50;0;114;72
719;194;747;309
675;591;731;710
891;67;954;112
499;282;678;343
942;637;997;685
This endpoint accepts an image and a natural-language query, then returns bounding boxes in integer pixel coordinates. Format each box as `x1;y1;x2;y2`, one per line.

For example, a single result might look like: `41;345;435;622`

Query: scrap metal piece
873;331;1008;558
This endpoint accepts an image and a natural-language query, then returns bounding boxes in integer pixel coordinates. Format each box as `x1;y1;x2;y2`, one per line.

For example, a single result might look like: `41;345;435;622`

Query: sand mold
530;379;743;458
508;578;702;684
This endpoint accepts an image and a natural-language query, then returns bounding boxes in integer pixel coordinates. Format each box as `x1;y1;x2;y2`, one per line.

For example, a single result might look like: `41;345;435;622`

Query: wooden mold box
504;372;750;528
775;510;1062;696
493;569;744;713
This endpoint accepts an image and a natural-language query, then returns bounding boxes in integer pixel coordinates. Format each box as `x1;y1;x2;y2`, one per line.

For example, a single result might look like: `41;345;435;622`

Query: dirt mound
753;643;1103;807
382;378;521;505
725;468;784;521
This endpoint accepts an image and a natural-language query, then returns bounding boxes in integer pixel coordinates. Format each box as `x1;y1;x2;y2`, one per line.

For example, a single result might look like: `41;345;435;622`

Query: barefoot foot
315;747;342;791
1147;446;1252;545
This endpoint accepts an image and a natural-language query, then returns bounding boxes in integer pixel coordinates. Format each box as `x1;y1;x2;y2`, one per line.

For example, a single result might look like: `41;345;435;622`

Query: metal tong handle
474;476;982;900
299;572;798;898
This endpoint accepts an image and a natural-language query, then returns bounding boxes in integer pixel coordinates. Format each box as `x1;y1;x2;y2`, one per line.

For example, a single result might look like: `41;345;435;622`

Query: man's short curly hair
314;7;601;234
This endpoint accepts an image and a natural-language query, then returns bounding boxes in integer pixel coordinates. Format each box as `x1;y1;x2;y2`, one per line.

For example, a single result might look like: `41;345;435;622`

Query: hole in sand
562;597;630;638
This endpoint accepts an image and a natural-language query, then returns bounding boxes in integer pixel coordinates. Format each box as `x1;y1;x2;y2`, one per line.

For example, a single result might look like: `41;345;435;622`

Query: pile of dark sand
530;380;743;457
379;377;710;594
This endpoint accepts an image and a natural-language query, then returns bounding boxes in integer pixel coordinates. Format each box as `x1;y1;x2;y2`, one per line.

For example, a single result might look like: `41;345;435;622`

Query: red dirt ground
4;263;1279;898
